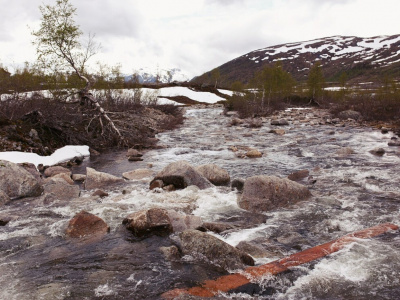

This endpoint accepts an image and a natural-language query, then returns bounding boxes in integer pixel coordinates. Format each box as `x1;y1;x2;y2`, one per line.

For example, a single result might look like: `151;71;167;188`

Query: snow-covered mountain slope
193;34;400;85
124;67;189;84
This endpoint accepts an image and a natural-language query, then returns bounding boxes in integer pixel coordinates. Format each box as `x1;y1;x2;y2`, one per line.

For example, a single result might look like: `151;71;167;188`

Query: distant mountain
192;34;400;86
124;67;189;84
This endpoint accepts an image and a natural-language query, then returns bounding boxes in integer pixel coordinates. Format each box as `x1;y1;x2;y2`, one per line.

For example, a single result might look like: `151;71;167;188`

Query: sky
0;0;399;78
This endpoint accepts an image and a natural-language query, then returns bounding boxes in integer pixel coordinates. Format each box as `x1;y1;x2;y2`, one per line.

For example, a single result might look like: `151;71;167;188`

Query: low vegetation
223;62;400;126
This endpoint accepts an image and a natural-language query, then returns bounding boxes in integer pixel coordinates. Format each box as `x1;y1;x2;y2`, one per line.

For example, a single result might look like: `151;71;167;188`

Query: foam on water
216;223;279;247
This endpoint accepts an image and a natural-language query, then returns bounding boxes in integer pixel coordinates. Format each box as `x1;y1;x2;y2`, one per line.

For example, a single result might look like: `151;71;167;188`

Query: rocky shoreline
1;105;400;298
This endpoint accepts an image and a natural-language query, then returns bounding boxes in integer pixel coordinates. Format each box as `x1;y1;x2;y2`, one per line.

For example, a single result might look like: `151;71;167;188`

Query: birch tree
32;0;125;144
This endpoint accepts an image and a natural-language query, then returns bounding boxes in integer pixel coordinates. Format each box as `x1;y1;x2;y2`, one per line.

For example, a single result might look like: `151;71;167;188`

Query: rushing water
1;106;400;299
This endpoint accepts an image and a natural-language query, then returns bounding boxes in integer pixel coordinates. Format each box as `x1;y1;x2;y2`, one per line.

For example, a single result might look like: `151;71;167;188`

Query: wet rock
123;208;173;237
238;175;311;212
230;118;244;126
43;178;80;201
287;170;310;182
276;231;309;249
160;245;181;261
370;148;386;156
150;179;164;190
150;161;212;190
388;140;400;146
271;119;289;126
18;162;42;182
338;110;362;121
180;229;254;270
44;166;71;177
336;147;355;156
72;173;86;182
50;173;74;185
0;214;17;226
270;129;286;135
315;197;342;207
195;164;230;186
163;184;176;192
202;222;236;234
231;178;245;192
126;148;143;159
122;169;154;180
37;164;45;172
236;241;277;259
89;148;101;156
0;189;10;206
167;210;203;232
246;149;263;158
381;127;389;134
91;189;109;198
128;156;144;162
0;160;43;199
84;167;124;190
66;211;110;238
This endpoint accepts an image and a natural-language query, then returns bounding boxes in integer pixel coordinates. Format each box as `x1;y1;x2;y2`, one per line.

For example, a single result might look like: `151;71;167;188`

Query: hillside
192;34;400;86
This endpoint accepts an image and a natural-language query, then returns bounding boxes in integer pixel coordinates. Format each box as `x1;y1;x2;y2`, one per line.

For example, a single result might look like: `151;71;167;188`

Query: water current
0;106;399;299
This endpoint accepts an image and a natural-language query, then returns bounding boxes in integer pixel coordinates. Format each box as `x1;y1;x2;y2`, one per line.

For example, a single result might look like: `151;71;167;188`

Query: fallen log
162;223;398;299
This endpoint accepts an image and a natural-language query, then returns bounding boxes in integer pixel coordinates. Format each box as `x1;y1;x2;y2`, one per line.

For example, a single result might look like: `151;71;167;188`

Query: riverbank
0;105;400;299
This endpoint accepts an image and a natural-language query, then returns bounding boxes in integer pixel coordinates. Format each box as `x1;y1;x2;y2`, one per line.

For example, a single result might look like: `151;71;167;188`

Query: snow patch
0;145;90;167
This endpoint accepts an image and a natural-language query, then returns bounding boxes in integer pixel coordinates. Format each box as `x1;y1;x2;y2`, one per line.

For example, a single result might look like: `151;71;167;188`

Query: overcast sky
1;0;399;78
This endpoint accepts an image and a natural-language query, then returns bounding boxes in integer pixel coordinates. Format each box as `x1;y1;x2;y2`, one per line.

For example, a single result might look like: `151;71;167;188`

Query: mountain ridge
124;67;189;84
192;34;400;86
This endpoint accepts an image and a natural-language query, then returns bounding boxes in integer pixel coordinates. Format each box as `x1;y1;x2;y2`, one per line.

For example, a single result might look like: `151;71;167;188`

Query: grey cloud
72;0;143;39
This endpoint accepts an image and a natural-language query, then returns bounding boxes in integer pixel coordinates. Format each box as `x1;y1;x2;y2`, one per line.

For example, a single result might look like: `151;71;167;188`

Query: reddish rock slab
66;211;110;238
162;223;398;299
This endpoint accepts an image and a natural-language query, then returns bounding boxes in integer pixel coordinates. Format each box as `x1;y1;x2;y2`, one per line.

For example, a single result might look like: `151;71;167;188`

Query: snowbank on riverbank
0;145;90;167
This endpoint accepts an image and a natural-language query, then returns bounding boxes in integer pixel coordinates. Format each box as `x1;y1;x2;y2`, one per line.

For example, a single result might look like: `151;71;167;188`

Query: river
0;106;399;299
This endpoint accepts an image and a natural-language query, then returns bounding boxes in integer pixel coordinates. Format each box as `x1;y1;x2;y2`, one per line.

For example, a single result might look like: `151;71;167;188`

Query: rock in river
66;211;110;238
195;164;230;186
123;208;173;237
150;161;212;190
84;167;124;190
238;175;311;212
180;229;254;270
0;160;43;199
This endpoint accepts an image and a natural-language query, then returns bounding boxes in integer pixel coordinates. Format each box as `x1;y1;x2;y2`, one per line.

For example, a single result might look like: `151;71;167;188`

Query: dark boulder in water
238;175;311;213
150;160;212;190
179;229;254;271
123;208;173;237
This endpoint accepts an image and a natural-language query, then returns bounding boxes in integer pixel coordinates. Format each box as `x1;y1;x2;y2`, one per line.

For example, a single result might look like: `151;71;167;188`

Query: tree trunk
76;70;125;145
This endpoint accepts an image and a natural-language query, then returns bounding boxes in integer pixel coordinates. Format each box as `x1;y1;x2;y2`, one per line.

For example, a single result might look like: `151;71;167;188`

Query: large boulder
0;189;10;206
123;208;173;237
150;161;212;190
43;178;80;201
195;164;230;186
238;175;311;212
180;229;254;270
44;166;71;177
0;160;43;199
338;110;362;121
84;167;124;190
65;211;110;238
18;162;42;182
